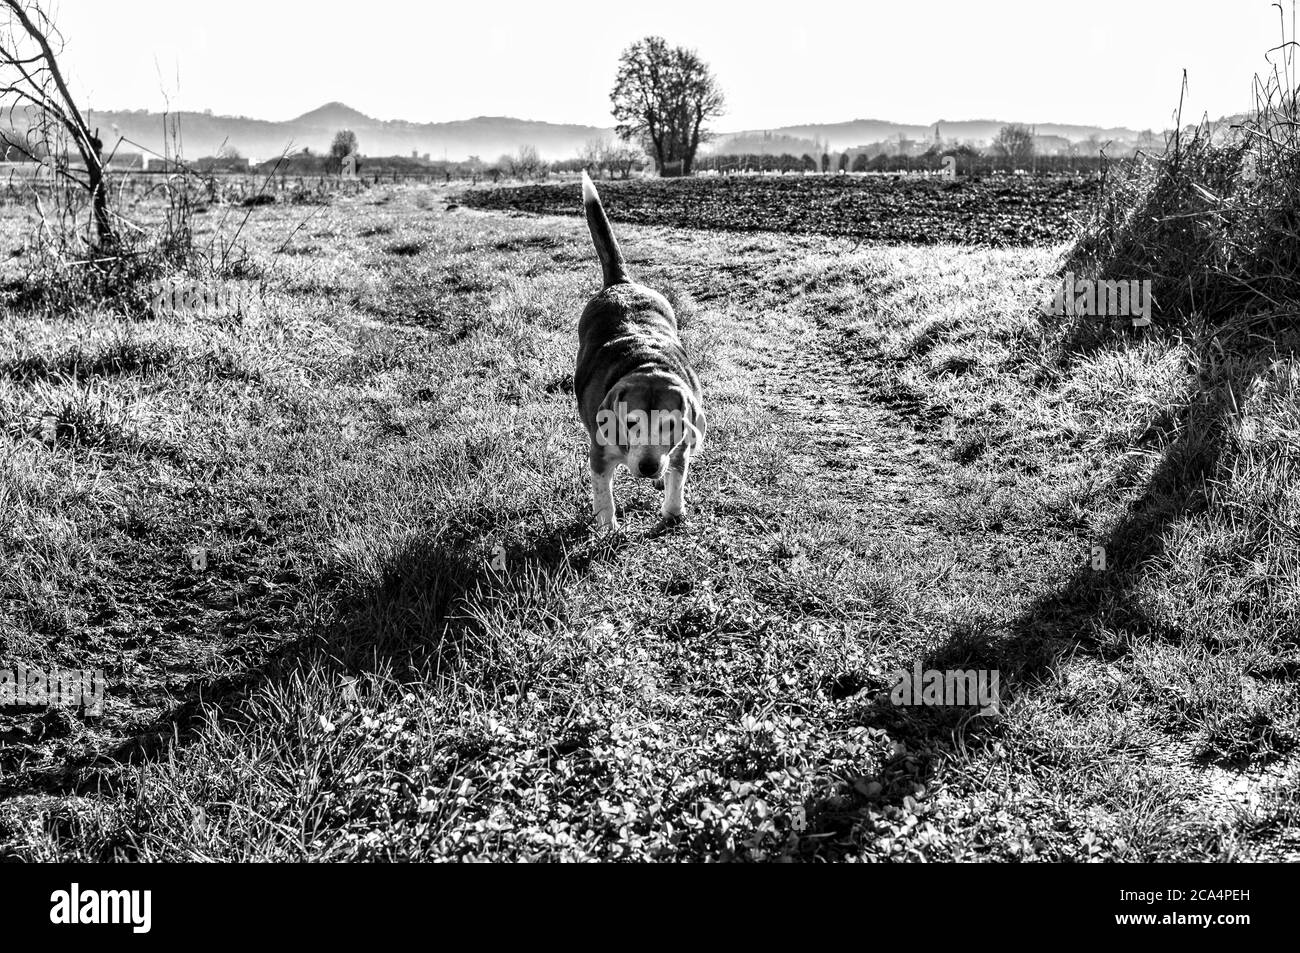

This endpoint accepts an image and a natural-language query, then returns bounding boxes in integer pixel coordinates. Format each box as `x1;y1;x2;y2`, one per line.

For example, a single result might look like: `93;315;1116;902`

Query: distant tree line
698;145;1127;176
697;124;1153;176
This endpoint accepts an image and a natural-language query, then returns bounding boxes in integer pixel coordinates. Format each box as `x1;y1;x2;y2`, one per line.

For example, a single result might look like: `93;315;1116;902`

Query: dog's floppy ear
674;386;706;450
668;418;702;468
595;381;628;449
691;405;707;446
599;380;627;417
667;388;704;466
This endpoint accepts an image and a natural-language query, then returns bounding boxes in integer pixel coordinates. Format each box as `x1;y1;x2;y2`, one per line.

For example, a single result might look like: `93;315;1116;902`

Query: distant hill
82;102;613;164
48;102;1243;167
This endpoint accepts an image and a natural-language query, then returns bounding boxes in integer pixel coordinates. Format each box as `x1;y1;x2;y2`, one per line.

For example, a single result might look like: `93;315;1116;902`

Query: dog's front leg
590;458;619;531
661;452;691;521
661;423;701;521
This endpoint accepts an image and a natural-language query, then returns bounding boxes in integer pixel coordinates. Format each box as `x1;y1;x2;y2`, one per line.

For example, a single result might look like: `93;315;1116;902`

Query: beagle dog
574;171;705;531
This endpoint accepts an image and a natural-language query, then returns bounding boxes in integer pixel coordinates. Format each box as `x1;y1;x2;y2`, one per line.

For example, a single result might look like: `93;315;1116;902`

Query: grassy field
0;182;1297;860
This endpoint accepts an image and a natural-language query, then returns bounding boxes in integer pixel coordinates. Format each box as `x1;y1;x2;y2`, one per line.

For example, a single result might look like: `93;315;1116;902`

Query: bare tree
604;138;643;179
512;144;544;179
611;36;724;176
0;0;113;244
991;123;1036;167
328;128;358;173
330;129;358;159
580;136;607;177
465;154;484;181
579;136;642;180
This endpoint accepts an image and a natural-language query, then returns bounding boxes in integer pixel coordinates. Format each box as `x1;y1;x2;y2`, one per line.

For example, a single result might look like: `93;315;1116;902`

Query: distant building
145;155;248;173
1032;135;1072;157
194;155;251;172
253;153;331;175
895;135;923;158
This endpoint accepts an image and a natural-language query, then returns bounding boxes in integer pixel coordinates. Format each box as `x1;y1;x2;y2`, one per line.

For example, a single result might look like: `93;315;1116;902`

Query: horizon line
73;100;1214;136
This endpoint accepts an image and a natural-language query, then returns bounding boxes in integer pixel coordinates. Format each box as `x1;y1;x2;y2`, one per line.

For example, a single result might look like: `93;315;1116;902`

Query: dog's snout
638;458;661;478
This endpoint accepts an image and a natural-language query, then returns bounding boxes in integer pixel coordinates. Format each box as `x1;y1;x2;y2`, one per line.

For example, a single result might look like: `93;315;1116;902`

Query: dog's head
595;372;705;479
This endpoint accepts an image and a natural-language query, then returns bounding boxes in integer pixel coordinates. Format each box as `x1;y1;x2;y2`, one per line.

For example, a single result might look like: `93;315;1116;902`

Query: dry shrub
1068;11;1300;340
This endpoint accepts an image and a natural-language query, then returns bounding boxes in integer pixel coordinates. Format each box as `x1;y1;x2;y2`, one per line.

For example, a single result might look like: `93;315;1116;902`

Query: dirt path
767;333;954;520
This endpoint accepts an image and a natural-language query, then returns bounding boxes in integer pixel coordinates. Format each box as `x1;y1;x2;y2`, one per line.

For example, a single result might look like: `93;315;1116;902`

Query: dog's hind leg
591;461;619;531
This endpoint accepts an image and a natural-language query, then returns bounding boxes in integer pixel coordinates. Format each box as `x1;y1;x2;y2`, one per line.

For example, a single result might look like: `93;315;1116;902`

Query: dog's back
575;284;698;426
574;173;699;420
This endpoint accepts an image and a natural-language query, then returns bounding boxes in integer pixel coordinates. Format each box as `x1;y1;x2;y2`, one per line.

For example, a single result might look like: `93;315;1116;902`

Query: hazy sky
48;0;1286;131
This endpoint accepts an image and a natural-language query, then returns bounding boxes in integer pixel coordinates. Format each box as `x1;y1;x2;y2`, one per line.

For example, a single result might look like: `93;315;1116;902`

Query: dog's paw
660;499;685;519
649;513;686;536
658;506;685;523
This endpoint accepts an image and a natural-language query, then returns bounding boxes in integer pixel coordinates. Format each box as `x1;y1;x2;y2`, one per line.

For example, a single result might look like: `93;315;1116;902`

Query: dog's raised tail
581;170;628;288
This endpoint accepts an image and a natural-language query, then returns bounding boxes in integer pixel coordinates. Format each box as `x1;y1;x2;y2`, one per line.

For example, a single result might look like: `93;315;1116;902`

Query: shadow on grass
23;505;618;800
852;309;1292;771
796;311;1289;858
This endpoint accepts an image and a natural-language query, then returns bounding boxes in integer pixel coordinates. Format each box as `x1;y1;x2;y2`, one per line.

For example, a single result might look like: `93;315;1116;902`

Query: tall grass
1069;5;1300;338
5;116;269;319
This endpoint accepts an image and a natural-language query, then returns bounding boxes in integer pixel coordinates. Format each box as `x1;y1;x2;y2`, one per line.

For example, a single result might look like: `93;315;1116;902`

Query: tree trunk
87;132;111;246
685;110;705;177
648;128;666;172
